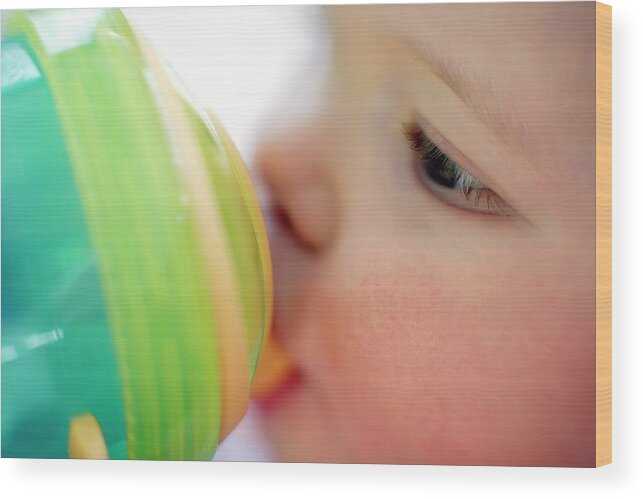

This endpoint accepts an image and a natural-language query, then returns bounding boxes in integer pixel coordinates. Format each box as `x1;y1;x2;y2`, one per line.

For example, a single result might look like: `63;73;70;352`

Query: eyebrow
406;42;535;158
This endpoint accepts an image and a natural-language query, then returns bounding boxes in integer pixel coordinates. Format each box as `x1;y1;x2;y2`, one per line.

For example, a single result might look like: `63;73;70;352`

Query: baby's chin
255;372;317;462
255;372;346;463
254;374;403;465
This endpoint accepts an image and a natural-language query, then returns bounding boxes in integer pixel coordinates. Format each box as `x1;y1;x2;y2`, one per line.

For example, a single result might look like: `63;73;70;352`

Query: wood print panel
1;2;612;467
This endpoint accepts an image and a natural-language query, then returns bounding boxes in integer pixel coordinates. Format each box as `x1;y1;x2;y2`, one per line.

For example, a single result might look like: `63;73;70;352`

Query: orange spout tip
251;335;295;399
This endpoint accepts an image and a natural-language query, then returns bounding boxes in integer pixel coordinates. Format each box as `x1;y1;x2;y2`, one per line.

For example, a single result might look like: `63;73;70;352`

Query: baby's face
256;3;596;466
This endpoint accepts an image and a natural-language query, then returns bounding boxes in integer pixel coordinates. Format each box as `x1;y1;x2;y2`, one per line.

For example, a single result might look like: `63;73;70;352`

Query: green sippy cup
2;8;275;460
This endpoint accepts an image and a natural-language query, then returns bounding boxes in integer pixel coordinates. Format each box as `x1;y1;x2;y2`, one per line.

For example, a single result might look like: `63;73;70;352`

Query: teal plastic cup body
2;9;272;460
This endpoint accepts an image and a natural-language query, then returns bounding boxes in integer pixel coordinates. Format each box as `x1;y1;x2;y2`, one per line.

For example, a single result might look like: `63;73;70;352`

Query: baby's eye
402;123;510;215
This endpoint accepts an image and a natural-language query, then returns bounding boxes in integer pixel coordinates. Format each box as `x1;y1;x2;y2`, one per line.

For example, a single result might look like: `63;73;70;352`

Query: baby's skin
255;3;596;466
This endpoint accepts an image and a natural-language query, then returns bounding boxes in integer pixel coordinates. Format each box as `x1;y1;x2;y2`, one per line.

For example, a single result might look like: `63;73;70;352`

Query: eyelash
402;123;509;214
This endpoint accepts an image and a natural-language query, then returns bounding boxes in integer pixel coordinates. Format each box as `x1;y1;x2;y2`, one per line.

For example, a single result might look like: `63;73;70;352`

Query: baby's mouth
251;333;297;401
253;365;303;415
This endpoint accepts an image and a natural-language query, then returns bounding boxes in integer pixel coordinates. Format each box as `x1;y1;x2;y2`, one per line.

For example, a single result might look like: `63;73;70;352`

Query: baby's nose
255;130;338;252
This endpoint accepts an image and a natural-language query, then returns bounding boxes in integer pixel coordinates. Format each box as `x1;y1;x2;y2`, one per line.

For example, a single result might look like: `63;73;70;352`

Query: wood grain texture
595;1;612;468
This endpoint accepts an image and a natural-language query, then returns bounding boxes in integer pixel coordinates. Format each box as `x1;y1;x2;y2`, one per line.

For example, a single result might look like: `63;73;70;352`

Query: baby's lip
254;365;302;413
251;334;297;400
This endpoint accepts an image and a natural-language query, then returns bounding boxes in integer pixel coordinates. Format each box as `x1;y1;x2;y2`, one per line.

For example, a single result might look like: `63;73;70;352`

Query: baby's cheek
307;247;595;465
305;253;458;461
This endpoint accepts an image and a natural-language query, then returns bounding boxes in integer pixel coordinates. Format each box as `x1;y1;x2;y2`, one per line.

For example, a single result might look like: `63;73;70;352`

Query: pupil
423;153;458;189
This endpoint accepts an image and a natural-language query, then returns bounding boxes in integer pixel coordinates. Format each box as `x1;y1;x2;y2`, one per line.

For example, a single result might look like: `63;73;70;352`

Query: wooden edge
595;0;612;468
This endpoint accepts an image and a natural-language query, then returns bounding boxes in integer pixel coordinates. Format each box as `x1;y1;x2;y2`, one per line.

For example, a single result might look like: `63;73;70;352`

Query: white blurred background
122;6;328;462
124;6;326;169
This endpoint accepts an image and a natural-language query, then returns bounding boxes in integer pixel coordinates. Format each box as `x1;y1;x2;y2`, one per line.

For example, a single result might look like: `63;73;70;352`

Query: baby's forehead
328;3;596;165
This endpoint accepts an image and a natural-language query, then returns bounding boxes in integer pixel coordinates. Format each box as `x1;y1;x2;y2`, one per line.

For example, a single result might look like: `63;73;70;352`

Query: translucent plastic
1;9;272;460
